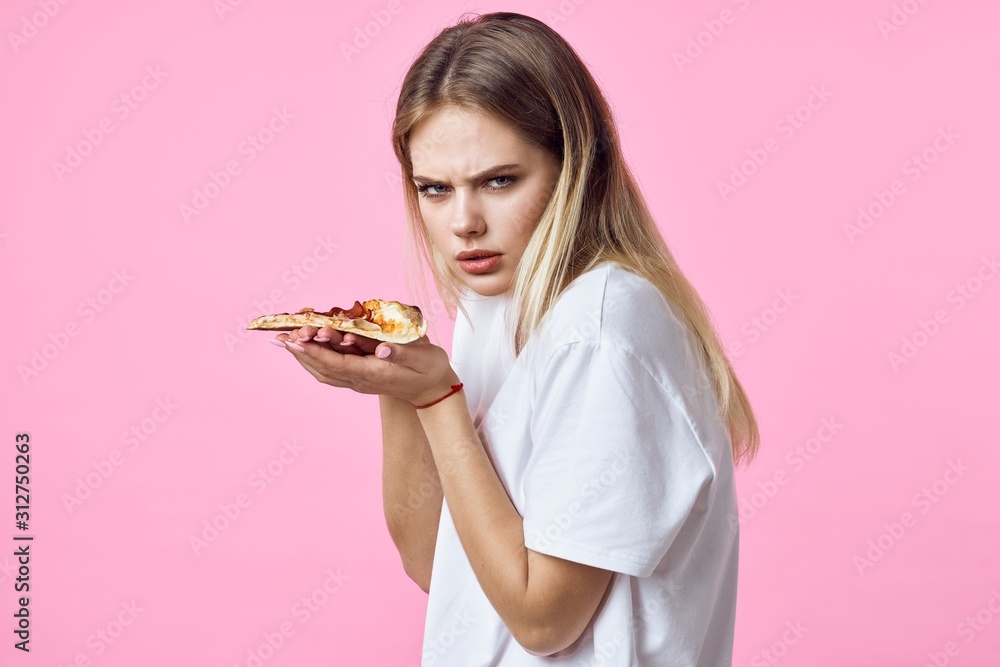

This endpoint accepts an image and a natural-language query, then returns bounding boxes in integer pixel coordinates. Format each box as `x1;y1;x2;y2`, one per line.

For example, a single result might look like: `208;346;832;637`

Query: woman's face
408;105;561;297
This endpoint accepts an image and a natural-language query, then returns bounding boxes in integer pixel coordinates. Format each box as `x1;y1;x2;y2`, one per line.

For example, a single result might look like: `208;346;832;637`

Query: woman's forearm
414;392;531;632
379;394;443;593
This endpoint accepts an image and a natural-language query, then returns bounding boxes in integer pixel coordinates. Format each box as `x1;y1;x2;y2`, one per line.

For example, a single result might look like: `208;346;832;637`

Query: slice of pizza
246;299;427;344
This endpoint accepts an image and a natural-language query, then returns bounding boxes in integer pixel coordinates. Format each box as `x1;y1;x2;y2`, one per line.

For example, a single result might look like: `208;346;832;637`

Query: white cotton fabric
420;262;739;666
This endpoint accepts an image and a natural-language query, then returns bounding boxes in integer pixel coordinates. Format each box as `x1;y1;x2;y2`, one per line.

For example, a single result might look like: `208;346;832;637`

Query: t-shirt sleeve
521;340;715;578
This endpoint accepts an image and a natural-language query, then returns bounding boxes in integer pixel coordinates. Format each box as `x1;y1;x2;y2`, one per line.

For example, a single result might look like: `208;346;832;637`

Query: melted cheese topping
349;318;381;332
373;301;408;324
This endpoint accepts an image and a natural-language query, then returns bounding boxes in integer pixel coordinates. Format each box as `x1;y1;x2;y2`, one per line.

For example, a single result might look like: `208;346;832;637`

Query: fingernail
299;335;312;342
376;346;391;359
340;340;352;346
285;341;306;352
268;338;285;347
314;336;330;342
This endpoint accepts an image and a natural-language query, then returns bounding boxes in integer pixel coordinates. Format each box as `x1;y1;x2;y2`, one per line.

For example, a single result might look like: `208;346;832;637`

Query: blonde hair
391;12;760;469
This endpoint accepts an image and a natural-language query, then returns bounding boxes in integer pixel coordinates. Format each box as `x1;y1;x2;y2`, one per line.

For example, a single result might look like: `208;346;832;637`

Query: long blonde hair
391;12;760;469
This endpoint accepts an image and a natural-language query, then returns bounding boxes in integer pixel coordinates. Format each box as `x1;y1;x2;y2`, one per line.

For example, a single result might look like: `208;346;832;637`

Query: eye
486;175;516;190
416;184;448;198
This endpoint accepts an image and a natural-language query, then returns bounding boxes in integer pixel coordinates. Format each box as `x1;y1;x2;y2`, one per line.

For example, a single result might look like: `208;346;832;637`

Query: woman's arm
379;393;442;593
415;391;615;656
273;331;613;653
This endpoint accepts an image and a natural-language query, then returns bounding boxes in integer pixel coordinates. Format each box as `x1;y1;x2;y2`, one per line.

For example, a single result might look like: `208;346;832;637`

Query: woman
271;11;760;666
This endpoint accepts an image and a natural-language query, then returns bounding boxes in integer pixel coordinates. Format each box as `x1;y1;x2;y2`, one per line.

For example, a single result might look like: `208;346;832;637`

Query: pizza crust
246;299;427;344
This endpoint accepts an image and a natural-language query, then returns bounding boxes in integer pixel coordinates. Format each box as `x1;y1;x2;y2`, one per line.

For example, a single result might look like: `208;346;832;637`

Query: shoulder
533;263;691;363
527;263;712;410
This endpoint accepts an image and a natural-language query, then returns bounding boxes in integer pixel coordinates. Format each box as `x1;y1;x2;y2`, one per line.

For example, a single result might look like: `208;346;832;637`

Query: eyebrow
411;163;521;184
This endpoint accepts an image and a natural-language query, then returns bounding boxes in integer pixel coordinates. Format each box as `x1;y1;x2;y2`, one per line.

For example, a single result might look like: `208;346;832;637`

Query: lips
457;252;502;275
456;249;500;260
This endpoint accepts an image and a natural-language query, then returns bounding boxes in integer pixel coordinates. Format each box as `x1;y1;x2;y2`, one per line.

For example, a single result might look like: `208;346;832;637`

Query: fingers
313;326;335;343
281;338;362;386
338;332;381;355
280;327;364;355
372;336;431;369
287;325;319;344
285;337;366;372
279;329;427;352
282;327;377;355
317;329;367;356
276;330;453;402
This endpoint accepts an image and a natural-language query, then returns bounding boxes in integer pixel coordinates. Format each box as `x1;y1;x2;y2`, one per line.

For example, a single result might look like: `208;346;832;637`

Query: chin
463;274;511;297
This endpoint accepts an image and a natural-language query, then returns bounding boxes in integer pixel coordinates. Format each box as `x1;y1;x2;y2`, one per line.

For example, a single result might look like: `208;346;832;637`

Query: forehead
409;106;528;176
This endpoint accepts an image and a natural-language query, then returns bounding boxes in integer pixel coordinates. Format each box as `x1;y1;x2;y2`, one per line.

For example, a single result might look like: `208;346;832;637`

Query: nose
450;189;486;237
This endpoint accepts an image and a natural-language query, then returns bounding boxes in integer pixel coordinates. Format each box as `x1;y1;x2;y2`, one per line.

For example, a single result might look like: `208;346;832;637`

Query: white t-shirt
420;262;739;666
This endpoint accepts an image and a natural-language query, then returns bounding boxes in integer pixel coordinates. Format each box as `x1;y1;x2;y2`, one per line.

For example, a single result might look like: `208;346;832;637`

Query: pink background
2;0;998;665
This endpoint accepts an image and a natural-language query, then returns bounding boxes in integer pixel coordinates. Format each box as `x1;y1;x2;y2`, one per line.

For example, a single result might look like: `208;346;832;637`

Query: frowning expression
408;105;561;297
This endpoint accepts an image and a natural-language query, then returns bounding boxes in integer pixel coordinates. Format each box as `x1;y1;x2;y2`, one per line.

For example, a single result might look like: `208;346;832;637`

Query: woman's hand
270;326;460;406
280;325;380;356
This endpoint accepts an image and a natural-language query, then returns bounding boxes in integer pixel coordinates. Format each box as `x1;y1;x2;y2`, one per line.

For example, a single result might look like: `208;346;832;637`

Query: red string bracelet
413;383;464;410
